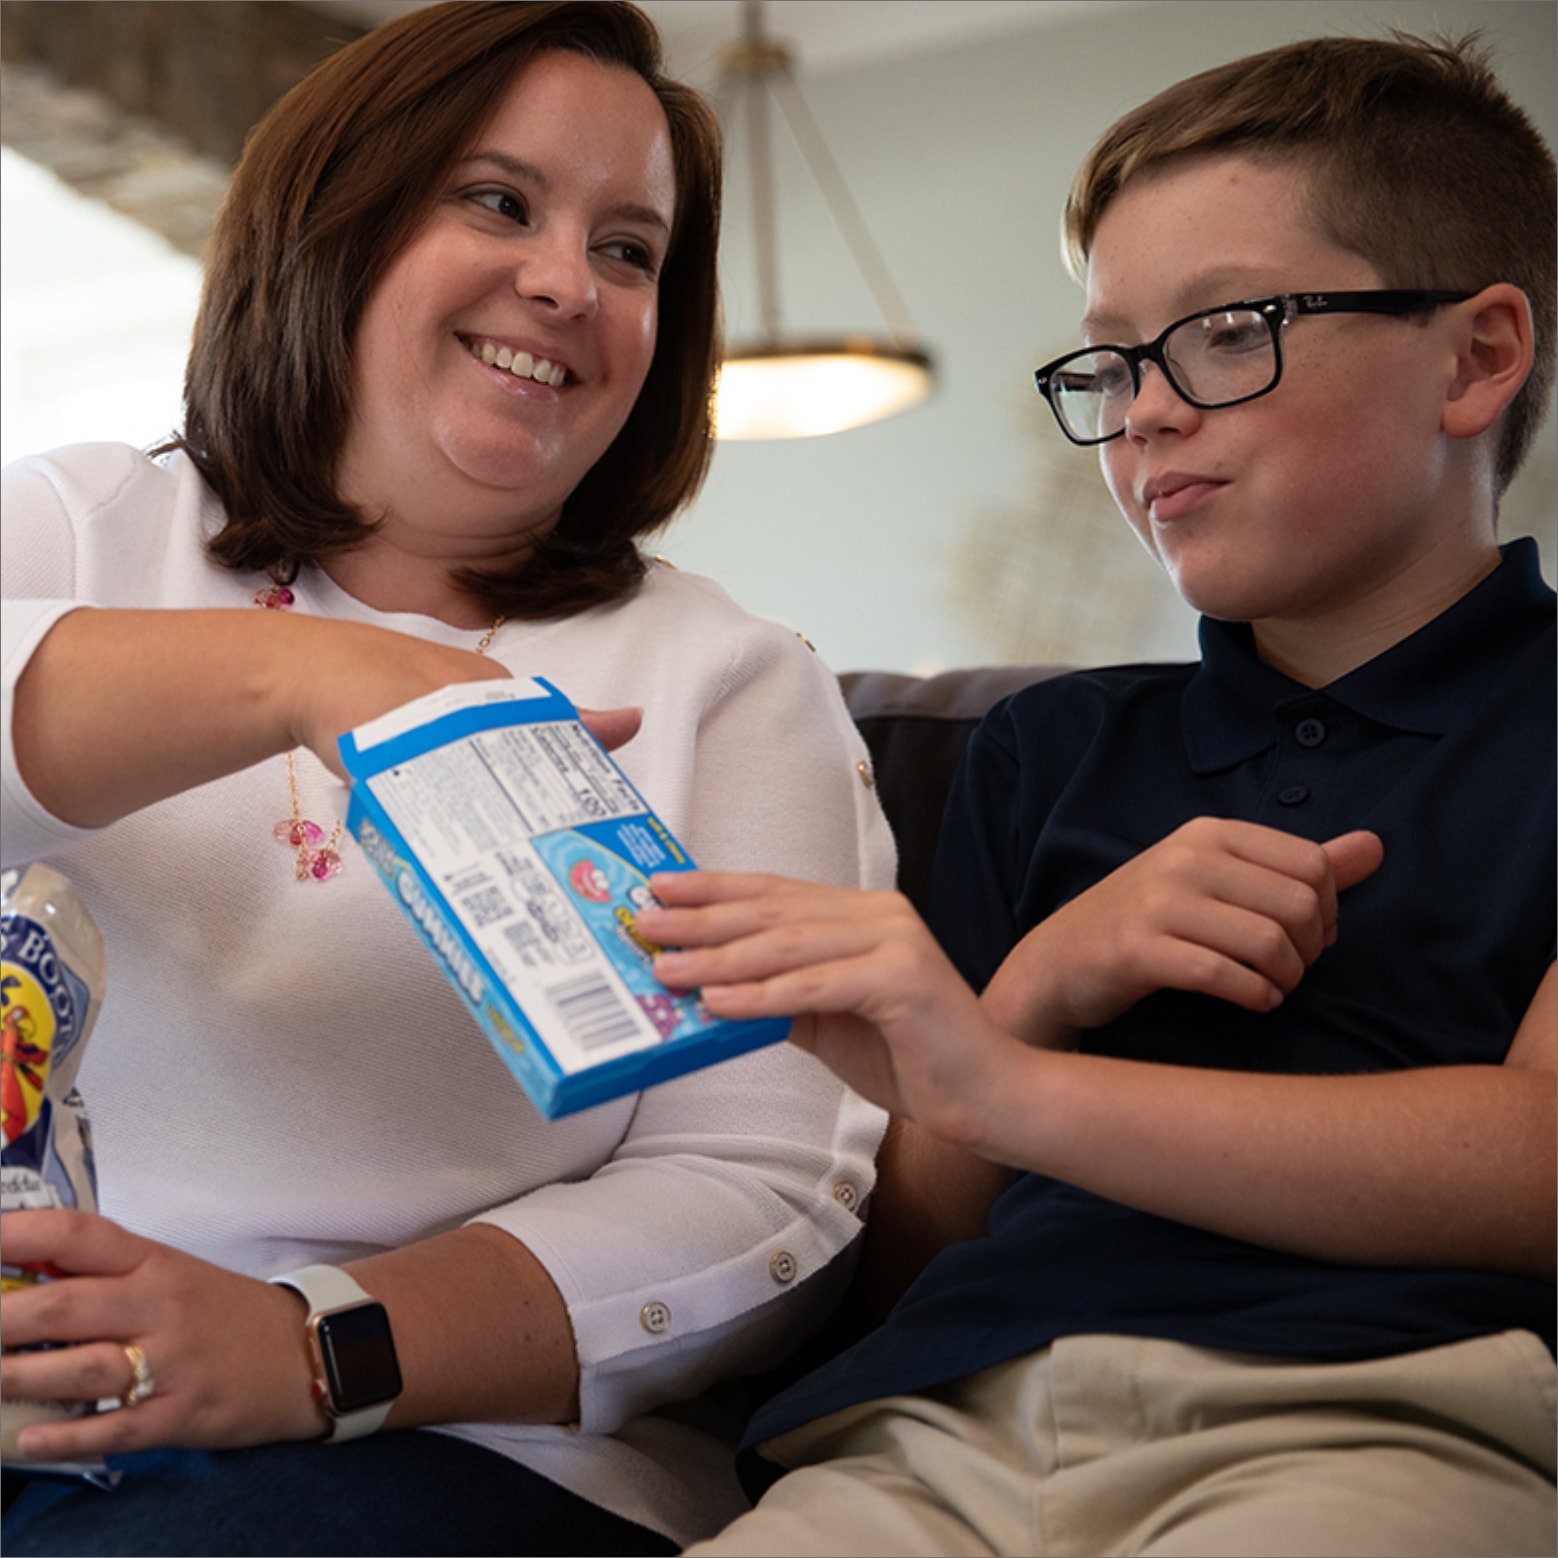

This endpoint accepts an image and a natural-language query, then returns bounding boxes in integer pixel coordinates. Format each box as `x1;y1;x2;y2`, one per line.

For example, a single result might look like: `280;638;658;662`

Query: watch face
316;1302;403;1415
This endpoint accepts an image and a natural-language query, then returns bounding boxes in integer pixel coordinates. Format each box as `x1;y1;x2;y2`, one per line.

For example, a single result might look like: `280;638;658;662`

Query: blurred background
3;0;1552;675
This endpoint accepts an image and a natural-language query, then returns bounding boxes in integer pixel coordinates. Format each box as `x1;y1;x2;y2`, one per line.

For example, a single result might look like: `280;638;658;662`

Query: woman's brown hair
178;0;722;618
1062;32;1555;499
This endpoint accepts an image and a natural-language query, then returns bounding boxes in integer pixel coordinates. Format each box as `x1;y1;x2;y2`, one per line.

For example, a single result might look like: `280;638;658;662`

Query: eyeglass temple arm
1289;289;1471;319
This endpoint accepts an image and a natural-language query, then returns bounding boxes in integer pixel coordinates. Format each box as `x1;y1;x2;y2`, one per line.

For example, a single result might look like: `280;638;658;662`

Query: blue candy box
338;679;789;1118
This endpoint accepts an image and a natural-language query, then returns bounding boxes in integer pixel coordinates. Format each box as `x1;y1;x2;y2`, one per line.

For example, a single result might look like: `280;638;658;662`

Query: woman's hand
982;819;1384;1048
640;874;1025;1145
283;617;642;778
0;1209;324;1459
279;616;644;777
281;615;515;779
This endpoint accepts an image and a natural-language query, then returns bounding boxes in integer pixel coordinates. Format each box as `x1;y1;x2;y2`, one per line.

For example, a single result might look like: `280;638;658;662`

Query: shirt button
1277;784;1311;806
831;1180;861;1213
768;1251;798;1285
1295;718;1327;748
640;1301;671;1335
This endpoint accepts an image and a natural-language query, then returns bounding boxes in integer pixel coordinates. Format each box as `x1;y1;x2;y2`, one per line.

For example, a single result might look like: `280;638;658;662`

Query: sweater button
769;1251;798;1285
831;1180;861;1213
640;1301;671;1335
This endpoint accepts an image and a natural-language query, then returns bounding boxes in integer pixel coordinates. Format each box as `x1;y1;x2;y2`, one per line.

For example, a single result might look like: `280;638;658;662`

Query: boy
639;32;1556;1558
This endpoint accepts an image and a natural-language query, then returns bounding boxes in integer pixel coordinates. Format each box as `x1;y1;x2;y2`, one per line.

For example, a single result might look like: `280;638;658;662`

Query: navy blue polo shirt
748;539;1554;1452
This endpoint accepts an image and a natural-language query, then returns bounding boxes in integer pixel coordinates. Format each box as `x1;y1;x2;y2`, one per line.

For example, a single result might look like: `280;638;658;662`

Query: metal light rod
714;0;936;440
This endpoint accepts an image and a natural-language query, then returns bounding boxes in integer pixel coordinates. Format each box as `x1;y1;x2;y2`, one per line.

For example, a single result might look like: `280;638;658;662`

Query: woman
0;5;893;1554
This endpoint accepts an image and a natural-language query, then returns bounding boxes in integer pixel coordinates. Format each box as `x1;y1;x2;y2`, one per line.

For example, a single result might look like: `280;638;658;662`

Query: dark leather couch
839;664;1068;912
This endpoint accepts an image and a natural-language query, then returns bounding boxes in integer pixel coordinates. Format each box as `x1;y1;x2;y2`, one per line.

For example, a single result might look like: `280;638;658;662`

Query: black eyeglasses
1033;289;1470;446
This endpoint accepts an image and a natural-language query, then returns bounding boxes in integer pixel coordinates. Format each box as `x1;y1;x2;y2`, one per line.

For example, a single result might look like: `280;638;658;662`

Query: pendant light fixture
713;0;936;440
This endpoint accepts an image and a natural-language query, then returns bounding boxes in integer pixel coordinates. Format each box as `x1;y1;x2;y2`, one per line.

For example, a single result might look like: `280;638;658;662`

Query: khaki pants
687;1331;1556;1557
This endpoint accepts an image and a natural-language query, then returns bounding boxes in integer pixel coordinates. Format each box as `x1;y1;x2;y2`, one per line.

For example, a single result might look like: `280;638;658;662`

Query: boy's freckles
1084;153;1492;678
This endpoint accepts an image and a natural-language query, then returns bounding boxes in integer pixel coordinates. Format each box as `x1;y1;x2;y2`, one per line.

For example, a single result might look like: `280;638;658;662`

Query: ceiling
316;2;1136;87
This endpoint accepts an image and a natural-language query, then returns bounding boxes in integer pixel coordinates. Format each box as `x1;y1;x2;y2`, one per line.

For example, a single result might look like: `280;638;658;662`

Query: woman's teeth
469;338;566;387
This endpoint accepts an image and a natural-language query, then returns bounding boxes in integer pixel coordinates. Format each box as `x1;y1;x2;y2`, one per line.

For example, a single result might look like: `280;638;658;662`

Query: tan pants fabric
687;1330;1557;1557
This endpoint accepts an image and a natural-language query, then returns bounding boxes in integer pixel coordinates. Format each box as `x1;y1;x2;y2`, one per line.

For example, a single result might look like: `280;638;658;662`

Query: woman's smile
461;333;571;388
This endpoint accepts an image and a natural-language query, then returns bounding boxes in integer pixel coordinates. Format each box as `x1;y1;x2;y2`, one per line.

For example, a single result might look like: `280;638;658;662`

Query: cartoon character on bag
1;974;52;1146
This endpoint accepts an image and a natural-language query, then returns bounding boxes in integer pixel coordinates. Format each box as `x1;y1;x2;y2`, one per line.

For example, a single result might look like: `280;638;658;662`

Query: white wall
648;0;1558;674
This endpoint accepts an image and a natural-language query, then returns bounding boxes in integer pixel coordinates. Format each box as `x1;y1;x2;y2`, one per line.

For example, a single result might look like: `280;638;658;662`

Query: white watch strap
268;1264;397;1442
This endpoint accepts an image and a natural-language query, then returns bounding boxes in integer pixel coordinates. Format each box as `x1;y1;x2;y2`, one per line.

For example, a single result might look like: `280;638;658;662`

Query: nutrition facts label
370;722;639;858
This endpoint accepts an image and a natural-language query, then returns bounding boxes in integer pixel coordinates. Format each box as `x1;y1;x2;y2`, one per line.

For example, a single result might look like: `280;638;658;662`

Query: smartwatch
268;1264;403;1442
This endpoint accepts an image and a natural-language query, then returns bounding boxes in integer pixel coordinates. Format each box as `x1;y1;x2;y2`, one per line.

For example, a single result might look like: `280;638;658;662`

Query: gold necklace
255;585;505;882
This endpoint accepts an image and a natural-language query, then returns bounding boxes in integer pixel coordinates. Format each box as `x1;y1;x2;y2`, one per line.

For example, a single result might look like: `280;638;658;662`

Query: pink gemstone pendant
274;819;324;846
309;849;343;880
254;585;296;610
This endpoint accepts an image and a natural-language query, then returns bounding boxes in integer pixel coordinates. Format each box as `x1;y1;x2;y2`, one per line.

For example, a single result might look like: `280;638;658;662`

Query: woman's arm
4;605;639;859
9;607;512;828
0;1214;579;1461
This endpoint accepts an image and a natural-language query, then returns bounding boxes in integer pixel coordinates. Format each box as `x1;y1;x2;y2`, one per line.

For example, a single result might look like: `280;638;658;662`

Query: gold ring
121;1342;155;1407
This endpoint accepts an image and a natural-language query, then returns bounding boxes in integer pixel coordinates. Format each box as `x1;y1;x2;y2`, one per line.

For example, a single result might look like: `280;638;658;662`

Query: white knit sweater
0;443;895;1543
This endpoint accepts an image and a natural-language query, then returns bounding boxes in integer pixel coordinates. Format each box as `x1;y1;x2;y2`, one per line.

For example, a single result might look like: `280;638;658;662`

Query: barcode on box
547;973;641;1053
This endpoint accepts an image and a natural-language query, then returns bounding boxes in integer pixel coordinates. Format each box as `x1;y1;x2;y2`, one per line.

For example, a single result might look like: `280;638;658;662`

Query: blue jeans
2;1430;680;1556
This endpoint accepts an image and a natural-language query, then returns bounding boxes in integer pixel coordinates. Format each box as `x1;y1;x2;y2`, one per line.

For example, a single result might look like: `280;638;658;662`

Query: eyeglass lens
1050;306;1278;443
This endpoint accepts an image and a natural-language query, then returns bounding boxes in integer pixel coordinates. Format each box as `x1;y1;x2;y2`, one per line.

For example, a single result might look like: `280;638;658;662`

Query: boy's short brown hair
180;1;722;620
1063;33;1555;497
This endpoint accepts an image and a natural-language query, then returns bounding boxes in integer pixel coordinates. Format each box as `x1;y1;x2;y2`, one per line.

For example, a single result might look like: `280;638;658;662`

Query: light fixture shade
715;339;935;440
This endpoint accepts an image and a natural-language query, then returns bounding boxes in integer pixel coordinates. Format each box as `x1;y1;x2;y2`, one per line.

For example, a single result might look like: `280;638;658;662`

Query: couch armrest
839;665;1068;914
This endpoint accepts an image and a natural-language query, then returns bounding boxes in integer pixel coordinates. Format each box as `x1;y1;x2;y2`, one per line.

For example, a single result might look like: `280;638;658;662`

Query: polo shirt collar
1183;537;1554;774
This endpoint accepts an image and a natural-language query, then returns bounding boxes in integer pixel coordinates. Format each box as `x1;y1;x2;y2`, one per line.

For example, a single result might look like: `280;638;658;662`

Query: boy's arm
643;870;1555;1283
965;963;1553;1279
851;814;1360;1306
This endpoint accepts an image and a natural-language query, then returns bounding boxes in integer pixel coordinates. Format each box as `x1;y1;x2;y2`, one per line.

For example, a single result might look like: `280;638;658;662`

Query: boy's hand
640;876;1022;1139
984;819;1383;1046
